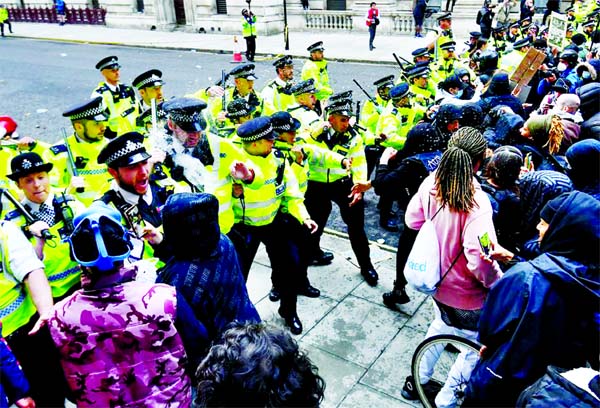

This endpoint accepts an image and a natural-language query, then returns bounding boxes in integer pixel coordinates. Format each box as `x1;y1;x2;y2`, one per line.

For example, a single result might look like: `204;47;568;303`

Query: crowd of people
0;1;599;405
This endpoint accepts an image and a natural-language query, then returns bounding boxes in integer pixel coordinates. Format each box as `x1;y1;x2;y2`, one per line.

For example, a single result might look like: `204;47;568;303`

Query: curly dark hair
194;322;326;407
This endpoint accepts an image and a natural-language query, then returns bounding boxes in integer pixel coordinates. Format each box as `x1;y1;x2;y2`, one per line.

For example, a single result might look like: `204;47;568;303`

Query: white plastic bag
404;218;441;296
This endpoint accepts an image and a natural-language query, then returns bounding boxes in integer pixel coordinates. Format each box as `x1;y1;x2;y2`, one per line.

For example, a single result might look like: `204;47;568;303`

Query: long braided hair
435;126;487;212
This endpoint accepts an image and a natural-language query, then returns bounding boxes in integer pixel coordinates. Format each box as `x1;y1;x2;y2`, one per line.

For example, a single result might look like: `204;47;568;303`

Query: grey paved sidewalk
6;21;479;64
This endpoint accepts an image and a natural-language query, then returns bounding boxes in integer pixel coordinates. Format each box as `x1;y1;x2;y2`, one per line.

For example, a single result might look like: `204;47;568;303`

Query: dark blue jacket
0;337;30;407
465;191;600;406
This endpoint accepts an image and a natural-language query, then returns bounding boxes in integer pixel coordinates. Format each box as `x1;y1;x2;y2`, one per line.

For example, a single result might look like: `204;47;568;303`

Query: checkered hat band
273;123;292;132
70;105;106;120
137;77;162;88
228;108;251;118
106;139;145;165
327;103;352;114
170;112;199;123
242;124;274;142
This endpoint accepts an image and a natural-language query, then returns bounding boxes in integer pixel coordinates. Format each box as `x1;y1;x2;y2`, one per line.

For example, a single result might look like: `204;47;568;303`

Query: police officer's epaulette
95;84;110;94
55;193;75;205
288;105;303;112
273;148;286;159
49;144;68;155
3;209;22;222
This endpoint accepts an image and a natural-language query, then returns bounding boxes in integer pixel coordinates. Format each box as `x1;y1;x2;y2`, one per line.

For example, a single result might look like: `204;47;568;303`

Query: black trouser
0;20;12;36
244;35;256;62
304;178;373;270
394;219;418;289
6;317;69;406
271;212;311;291
365;145;384;179
228;217;300;316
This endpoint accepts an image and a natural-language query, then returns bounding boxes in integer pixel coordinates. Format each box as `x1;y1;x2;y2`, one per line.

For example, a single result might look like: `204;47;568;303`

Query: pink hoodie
405;173;503;310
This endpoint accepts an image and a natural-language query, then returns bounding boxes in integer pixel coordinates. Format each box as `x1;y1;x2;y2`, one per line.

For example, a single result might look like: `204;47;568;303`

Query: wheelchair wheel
411;334;482;408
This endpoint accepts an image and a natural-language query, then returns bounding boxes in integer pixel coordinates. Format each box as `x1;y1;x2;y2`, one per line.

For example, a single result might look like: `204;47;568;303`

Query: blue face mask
455;89;464;98
582;71;591;79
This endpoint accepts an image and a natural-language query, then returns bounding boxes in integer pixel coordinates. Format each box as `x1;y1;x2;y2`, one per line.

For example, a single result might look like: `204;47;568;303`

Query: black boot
382;282;410;309
278;308;303;335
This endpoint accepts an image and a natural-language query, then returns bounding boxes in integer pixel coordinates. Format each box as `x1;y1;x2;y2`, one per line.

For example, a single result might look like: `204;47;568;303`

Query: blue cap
95;55;120;71
273;55;294;68
290;79;316;96
307;41;325;52
229;63;257;80
373;75;395;88
412;47;430;58
326;100;353;116
329;90;353;104
226;98;256;119
132;69;164;89
163;97;207;132
97;131;151;168
237;117;276;142
390;83;410;100
271;111;301;133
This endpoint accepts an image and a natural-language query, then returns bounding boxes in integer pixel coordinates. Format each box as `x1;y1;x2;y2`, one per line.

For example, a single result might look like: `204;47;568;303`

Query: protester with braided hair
400;127;503;406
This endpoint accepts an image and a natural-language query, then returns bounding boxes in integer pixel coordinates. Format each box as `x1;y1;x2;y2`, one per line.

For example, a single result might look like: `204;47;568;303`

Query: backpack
404;197;462;296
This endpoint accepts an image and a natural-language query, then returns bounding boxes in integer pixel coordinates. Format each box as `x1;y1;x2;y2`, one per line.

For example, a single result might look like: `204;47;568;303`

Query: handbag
373;17;380;26
404;196;462;296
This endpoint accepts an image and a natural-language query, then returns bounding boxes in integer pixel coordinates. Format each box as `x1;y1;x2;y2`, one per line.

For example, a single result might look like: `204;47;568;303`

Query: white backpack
404;198;462;296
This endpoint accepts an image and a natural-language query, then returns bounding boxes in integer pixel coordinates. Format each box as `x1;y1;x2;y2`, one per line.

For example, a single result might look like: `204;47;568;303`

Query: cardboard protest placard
548;12;567;49
510;47;546;86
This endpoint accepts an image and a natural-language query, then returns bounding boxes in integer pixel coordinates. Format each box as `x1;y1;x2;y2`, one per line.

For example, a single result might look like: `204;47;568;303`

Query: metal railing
391;13;437;34
305;10;353;30
8;6;106;25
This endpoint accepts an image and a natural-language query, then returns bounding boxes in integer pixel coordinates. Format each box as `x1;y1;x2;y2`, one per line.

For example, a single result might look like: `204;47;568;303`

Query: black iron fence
8;6;106;25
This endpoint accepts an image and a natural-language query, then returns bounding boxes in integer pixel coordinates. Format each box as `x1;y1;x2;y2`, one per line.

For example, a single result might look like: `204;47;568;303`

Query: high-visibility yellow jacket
376;103;425;150
261;78;296;115
301;59;333;101
91;82;139;137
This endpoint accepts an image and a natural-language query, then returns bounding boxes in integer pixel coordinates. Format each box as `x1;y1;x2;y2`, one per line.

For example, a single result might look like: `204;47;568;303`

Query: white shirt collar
110;180;153;206
23;192;55;212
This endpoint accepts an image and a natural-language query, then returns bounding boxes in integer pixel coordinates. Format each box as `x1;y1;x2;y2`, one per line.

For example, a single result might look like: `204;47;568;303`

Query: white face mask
557;62;568;72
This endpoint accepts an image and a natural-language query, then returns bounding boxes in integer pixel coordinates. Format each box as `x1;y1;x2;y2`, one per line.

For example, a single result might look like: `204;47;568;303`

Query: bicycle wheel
411;334;482;408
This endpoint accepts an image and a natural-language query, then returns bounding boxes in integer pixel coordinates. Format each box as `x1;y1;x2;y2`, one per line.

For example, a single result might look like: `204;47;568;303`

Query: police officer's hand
342;158;352;172
148;148;166;167
15;396;36;408
351;181;371;195
303;218;318;234
69;175;85;192
217;110;227;123
142;225;163;246
348;116;357;127
379;147;397;165
207;86;225;98
29;221;51;239
230;161;255;183
291;145;305;164
232;183;244;198
17;136;36;151
348;190;363;207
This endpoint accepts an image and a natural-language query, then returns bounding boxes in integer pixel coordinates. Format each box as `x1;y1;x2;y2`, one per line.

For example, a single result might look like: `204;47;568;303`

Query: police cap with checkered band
62;97;110;122
97;131;151;168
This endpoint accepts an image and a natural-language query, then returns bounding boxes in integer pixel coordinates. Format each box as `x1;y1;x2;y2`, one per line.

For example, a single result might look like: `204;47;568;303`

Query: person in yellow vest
222;98;257;139
5;152;83;301
268;111;349;302
297;98;379;285
582;19;598;42
0;4;12;37
230;116;318;335
91;56;139;138
0;219;67;406
301;41;334;115
498;36;531;75
573;0;588;23
158;98;263;235
287;79;324;139
426;12;454;60
45;97;112;206
207;64;264;134
241;8;257;62
96;131;185;282
132;69;164;113
407;65;437;108
360;75;394;136
506;21;522;43
412;47;434;65
261;55;296;115
430;40;470;84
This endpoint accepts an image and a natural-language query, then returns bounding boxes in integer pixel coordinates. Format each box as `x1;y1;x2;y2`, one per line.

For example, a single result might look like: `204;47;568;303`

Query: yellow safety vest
92;82;139;137
301;59;334;101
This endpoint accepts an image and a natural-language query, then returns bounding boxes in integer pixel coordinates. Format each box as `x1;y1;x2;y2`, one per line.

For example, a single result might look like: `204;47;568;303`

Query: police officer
426;13;454;59
46;97;112;206
287;79;324;138
431;40;469;84
269;111;349;301
377;83;425;151
360;75;394;136
261;55;296;115
230;117;318;334
407;66;436;108
491;26;508;55
507;21;522;43
223;98;257;138
301;41;334;114
298;99;379;285
91;56;139;137
412;47;433;64
499;37;531;74
160;98;261;235
5;152;83;300
132;69;167;134
0;218;67;406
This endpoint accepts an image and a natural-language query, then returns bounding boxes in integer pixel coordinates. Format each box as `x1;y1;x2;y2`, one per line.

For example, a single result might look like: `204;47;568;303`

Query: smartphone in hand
479;232;491;255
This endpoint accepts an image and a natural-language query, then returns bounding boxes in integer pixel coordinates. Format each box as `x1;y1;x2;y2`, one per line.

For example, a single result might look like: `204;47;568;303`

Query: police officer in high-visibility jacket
287;79;323;138
261;55;296;115
301;41;334;114
498;37;531;75
4;152;84;301
229;117;318;335
360;75;394;136
268;111;350;303
158;98;263;235
45;97;112;206
132;69;165;113
407;65;436;111
425;13;455;60
91;56;139;138
0;219;67;406
298;98;379;286
430;40;470;84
